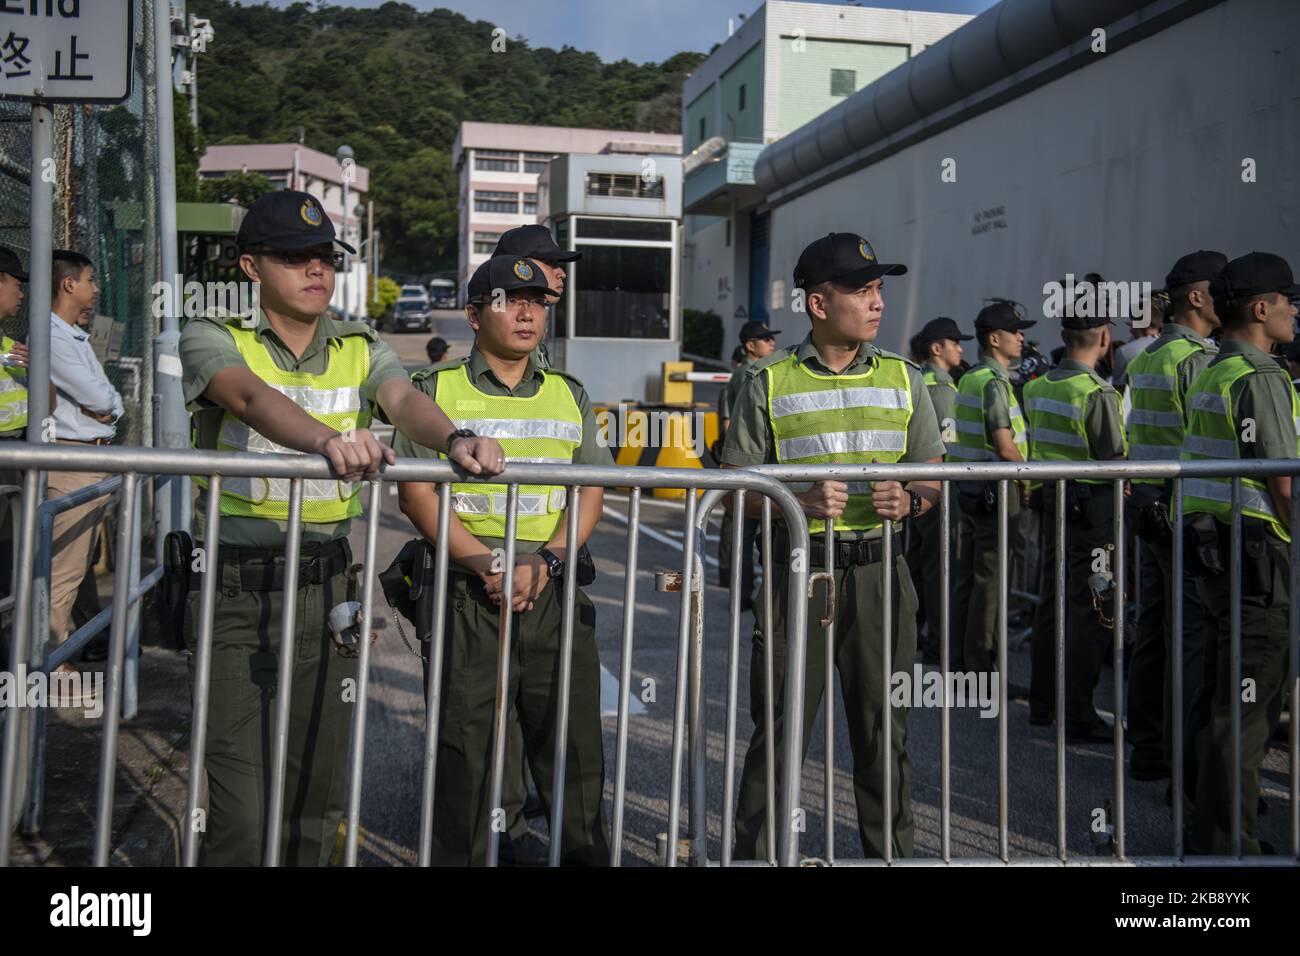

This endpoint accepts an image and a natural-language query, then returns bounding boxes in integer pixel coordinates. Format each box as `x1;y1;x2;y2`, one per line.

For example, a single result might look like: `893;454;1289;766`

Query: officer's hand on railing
871;479;909;520
315;428;395;483
7;340;28;368
798;480;849;519
448;435;507;476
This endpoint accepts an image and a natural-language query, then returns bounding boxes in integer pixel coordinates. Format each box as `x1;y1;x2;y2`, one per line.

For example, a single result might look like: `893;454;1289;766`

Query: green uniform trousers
733;554;918;861
184;546;355;867
423;573;609;866
1126;535;1208;767
955;487;1020;672
907;497;960;662
1189;539;1290;855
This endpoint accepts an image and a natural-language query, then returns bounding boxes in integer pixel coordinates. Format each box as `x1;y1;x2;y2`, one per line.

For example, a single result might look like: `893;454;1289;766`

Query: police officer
718;320;779;606
1023;308;1127;739
722;232;944;860
1182;252;1298;855
0;245;29;609
394;254;611;866
950;301;1034;673
1123;250;1225;780
907;317;970;663
178;190;504;866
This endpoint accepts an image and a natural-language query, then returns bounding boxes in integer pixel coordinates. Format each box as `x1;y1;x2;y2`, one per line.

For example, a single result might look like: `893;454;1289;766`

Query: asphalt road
347;330;1293;866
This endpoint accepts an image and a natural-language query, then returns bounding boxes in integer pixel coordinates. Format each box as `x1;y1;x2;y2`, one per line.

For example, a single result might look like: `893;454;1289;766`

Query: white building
453;122;682;302
752;0;1298;357
680;1;974;347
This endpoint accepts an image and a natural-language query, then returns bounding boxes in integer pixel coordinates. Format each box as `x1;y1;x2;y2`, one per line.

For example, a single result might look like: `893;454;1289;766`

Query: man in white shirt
47;250;121;684
1111;289;1168;390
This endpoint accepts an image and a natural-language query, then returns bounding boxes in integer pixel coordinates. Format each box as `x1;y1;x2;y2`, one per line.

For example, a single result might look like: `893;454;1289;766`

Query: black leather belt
196;538;351;592
774;536;887;568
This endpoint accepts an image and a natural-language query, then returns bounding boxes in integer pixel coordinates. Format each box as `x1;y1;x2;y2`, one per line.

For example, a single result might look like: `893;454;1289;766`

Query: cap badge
513;259;533;281
300;201;323;227
858;239;874;262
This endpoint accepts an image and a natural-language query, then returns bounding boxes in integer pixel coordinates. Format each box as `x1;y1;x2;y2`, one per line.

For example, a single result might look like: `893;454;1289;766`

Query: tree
367;275;400;321
199;170;274;208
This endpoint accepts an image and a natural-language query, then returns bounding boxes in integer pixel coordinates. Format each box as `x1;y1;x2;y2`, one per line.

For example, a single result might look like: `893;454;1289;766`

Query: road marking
601;505;719;568
600;665;648;717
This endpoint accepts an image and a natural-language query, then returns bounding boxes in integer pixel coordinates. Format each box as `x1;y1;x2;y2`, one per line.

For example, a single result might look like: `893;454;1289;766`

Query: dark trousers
733;556;918;861
955;487;1020;672
1126;537;1208;766
718;510;761;600
907;497;960;662
422;574;609;866
1026;485;1115;731
183;550;356;867
1189;540;1290;855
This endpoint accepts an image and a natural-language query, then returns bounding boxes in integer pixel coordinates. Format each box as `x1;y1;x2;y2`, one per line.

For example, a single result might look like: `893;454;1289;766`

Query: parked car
386;299;432;333
428;278;458;309
398;284;430;306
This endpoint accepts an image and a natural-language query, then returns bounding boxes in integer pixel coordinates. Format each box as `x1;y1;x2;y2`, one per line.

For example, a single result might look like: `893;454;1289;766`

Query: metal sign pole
25;103;53;446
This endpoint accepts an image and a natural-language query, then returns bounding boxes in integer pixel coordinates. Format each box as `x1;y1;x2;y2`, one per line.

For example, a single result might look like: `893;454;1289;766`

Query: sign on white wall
0;0;134;103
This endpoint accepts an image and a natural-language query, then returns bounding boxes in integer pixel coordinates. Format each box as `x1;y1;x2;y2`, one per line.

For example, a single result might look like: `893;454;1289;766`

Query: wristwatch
444;427;476;455
539;548;565;580
907;489;924;519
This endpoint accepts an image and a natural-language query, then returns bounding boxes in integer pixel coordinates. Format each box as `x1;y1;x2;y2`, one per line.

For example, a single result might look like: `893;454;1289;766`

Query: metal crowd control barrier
684;460;1297;866
0;443;810;868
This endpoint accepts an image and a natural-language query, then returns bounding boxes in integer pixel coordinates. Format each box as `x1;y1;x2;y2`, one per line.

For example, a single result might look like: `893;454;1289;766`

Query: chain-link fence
0;0;161;448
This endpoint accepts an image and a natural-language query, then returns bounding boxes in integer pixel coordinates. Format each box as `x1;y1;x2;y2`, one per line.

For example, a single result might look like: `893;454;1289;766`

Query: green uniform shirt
970;354;1017;437
1160;321;1220;401
394;344;611;567
720;359;754;423
1208;339;1299;462
1041;358;1127;459
180;309;410;547
720;334;945;539
921;363;957;442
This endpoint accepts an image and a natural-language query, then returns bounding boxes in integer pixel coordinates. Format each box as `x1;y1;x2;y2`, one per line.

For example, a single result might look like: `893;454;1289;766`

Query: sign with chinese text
0;0;133;103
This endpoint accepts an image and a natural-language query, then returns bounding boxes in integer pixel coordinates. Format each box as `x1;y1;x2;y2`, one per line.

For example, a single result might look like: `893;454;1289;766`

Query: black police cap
738;320;780;343
975;300;1036;333
916;316;972;344
236;189;356;254
0;245;28;282
466;256;559;304
494;224;580;263
1211;251;1300;302
1165;250;1227;290
793;233;906;289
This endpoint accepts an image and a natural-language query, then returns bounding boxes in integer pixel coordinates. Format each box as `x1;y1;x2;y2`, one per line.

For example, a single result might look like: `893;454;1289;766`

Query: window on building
585;172;665;200
522;192;539;215
830;69;856;97
739;84;746;111
572;245;672;340
523;151;555;174
473;231;502;254
474;149;520;172
474;190;519;214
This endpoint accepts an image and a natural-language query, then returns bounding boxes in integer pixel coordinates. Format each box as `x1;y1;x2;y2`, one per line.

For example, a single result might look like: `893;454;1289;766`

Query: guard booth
538;153;719;495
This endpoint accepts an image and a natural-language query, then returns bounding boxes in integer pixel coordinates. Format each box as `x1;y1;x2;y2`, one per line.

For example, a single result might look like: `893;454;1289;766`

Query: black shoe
1029;710;1052;727
1007;682;1030;702
1130;752;1170;781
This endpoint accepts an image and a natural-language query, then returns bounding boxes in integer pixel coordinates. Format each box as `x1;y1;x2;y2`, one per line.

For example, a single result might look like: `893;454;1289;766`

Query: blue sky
253;0;1002;63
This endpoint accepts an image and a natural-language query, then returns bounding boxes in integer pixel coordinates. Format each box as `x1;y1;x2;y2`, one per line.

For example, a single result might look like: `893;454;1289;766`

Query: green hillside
185;1;704;273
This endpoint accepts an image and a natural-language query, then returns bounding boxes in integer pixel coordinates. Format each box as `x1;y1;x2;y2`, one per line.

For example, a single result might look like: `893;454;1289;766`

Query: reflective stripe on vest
950;364;1027;463
0;335;28;434
1180;354;1300;543
765;351;912;533
435;363;582;541
1023;370;1111;486
1125;337;1203;481
193;323;370;522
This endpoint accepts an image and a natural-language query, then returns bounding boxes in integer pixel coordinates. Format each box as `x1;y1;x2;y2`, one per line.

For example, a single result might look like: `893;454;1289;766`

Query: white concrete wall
763;0;1300;357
